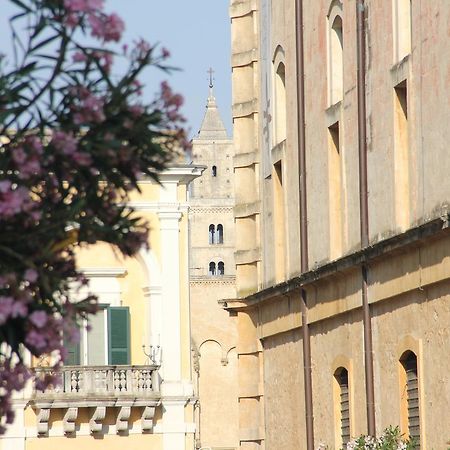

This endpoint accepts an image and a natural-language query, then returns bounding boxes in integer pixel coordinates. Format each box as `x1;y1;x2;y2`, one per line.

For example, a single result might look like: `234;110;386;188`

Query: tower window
208;262;216;276
274;60;287;144
334;367;350;447
209;224;215;245
217;224;224;244
212;165;217;177
400;351;420;445
218;262;224;276
328;1;344;105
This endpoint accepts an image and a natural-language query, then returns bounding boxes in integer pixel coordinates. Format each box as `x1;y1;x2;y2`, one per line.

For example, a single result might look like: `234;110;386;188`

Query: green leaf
30;33;59;53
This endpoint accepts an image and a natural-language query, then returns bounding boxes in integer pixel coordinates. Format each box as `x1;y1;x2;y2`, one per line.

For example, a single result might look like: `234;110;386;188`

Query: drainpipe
356;0;376;436
295;0;314;448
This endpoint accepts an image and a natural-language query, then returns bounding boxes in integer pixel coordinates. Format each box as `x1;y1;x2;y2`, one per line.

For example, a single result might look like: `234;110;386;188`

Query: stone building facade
226;1;450;449
189;84;239;450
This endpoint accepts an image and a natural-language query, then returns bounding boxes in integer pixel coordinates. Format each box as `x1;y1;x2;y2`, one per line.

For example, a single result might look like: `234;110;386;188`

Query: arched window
208;224;215;245
400;351;420;444
208;262;216;276
274;60;286;144
218;261;224;276
334;367;350;447
328;1;343;105
217;224;224;244
212;165;217;177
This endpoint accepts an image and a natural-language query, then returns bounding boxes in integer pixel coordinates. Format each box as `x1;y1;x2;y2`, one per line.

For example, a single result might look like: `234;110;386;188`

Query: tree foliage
0;0;187;429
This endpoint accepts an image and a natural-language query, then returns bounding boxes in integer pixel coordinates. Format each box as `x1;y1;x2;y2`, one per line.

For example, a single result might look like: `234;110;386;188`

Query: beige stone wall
262;330;304;450
371;285;450;450
229;1;450;449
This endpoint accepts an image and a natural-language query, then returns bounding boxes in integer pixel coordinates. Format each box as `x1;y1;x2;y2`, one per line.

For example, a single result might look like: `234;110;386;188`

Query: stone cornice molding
190;276;236;285
189;206;234;213
127;201;189;213
81;268;127;277
138;165;205;186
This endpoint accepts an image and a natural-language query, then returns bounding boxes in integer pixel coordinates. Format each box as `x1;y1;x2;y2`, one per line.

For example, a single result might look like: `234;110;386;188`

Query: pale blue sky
0;1;232;137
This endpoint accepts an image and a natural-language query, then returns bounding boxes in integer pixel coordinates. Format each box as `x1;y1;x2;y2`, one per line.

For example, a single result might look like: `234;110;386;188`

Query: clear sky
0;0;232;138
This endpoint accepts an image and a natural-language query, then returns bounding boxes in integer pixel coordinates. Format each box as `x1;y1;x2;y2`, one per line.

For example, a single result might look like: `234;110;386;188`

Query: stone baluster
107;368;114;395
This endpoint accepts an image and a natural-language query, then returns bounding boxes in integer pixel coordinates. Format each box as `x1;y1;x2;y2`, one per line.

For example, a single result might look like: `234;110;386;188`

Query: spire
197;68;228;140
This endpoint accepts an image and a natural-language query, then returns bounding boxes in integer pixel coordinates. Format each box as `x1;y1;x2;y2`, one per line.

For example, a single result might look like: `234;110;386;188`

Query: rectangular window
64;306;130;366
393;81;410;229
273;161;286;283
328;122;343;259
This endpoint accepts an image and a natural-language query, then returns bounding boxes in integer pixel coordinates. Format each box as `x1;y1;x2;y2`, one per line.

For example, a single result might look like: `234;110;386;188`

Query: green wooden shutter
108;307;130;365
64;332;80;366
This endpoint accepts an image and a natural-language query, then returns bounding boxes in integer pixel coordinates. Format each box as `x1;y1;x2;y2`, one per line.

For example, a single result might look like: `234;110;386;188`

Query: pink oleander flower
24;268;38;283
161;47;170;58
72;151;92;166
129;104;144;117
25;329;47;351
89;12;124;42
0;185;30;217
18;157;42;179
72;51;87;63
72;90;105;124
11;301;27;318
51;131;78;155
25;135;43;155
0;297;14;324
64;0;104;13
12;147;26;164
29;310;48;328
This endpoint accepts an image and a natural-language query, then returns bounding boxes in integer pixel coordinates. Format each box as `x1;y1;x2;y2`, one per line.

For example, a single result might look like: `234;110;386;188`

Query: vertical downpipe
356;0;376;436
295;0;314;448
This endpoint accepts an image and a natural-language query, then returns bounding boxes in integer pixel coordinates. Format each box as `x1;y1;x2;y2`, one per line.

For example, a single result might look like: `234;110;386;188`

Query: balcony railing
31;365;161;435
33;365;160;402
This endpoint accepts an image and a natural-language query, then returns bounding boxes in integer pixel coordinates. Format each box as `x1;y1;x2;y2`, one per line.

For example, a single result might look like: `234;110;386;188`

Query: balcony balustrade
31;365;161;435
33;365;160;406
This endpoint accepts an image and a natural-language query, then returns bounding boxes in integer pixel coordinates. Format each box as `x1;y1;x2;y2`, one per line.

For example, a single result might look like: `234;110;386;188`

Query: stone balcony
31;365;160;435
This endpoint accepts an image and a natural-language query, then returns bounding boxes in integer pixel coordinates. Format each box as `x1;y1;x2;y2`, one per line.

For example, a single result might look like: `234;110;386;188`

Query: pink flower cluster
89;13;124;43
160;81;185;122
11;135;43;180
0;181;38;219
0;359;32;430
0;296;28;324
71;87;106;125
50;130;91;166
64;0;104;13
63;0;124;43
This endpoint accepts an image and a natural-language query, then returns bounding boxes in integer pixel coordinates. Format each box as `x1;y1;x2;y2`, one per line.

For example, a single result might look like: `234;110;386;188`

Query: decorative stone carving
116;406;131;433
90;406;106;434
63;407;78;435
37;408;50;435
141;405;156;432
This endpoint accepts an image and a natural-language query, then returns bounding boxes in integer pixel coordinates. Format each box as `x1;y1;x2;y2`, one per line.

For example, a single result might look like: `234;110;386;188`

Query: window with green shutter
64;335;81;365
400;351;420;447
334;367;350;447
108;306;130;365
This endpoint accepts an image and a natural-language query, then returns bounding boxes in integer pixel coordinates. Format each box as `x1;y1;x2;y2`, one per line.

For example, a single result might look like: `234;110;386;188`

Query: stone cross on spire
197;68;228;140
208;67;215;88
